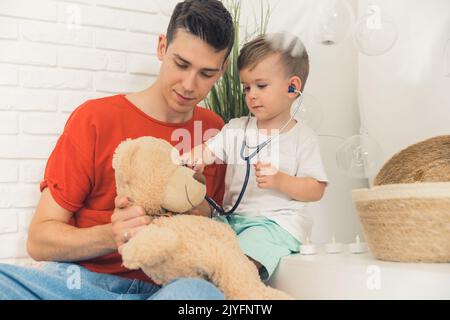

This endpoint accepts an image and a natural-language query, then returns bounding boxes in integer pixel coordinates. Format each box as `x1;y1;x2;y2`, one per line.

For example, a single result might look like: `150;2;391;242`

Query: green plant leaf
205;0;271;124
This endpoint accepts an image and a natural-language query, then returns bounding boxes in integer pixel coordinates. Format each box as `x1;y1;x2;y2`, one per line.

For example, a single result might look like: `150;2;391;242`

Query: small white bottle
349;235;368;254
326;235;344;254
300;236;318;255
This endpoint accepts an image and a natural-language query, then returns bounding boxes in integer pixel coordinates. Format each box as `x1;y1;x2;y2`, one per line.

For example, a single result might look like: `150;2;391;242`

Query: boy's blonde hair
238;33;309;92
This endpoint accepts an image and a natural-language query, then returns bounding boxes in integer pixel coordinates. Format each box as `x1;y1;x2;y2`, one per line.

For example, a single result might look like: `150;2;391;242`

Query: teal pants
215;214;300;280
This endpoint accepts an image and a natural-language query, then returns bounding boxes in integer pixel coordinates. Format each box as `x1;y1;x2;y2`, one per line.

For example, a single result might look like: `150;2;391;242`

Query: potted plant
205;0;271;123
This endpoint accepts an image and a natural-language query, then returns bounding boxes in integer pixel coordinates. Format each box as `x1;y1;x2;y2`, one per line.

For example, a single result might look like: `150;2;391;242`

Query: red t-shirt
39;94;226;283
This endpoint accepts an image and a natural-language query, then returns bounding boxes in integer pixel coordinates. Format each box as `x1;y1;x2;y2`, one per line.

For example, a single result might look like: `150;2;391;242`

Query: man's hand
254;162;284;190
111;196;151;253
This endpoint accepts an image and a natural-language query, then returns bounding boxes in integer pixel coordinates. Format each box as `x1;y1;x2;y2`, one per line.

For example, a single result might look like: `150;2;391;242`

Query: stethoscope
205;85;305;216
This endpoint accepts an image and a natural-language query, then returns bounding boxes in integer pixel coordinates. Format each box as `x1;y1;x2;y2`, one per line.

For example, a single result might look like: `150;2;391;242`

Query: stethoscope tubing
205;89;304;216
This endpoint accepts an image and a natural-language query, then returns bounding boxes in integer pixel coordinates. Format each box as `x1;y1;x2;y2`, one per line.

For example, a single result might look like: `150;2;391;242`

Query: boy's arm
277;174;326;202
255;163;326;202
180;144;220;217
180;143;218;173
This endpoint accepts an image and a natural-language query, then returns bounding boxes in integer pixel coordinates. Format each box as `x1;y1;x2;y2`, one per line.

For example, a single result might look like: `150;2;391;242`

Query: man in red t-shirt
0;0;233;300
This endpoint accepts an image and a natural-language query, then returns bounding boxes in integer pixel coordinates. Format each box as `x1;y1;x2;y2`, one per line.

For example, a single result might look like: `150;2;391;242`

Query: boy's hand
254;162;283;190
180;147;206;174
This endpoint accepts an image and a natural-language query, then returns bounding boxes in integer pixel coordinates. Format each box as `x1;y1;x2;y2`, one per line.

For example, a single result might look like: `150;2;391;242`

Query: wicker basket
374;135;450;185
352;135;450;263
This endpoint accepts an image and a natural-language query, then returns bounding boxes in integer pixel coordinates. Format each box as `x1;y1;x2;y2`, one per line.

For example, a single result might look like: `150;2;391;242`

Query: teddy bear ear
112;139;140;174
112;139;129;170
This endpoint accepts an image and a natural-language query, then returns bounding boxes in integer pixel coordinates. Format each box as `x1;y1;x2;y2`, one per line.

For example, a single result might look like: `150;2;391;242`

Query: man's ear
157;34;168;61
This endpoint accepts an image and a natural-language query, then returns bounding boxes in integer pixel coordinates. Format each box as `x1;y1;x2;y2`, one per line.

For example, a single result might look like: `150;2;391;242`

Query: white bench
268;249;450;299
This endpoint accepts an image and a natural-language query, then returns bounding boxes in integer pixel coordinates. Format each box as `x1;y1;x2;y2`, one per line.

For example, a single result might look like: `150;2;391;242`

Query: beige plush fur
113;136;292;300
112;137;206;215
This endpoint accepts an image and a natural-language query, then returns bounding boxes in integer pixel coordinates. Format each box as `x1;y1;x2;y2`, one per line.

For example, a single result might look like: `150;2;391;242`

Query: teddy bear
112;136;292;300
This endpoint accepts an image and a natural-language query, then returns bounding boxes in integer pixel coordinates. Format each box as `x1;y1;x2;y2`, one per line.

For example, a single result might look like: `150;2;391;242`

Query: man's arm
27;188;116;262
27;188;150;262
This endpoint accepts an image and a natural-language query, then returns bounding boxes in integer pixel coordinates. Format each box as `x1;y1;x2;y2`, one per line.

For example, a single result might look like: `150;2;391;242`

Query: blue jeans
0;262;224;300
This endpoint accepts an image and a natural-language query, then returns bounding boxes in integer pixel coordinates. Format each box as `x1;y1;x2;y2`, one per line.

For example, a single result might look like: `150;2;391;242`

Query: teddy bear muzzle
161;166;207;213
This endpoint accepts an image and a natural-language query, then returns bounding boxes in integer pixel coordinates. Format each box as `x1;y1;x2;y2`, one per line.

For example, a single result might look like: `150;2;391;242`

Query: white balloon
294;93;324;131
336;129;384;179
353;4;398;56
312;0;354;46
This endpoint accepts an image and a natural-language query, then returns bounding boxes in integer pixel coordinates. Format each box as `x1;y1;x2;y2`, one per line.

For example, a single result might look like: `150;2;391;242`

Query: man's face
157;29;228;115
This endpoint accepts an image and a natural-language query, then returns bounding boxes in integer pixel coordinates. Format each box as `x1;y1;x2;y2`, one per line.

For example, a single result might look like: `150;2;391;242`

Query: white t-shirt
206;116;328;243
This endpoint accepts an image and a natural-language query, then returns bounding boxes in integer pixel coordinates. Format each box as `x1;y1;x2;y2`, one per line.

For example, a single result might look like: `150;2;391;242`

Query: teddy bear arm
121;225;179;270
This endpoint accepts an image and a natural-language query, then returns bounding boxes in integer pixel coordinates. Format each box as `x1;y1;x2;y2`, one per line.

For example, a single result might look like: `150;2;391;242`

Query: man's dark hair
167;0;234;60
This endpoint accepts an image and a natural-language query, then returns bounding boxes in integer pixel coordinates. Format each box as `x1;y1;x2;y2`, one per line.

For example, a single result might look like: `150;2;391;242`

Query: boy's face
240;54;294;123
157;29;228;115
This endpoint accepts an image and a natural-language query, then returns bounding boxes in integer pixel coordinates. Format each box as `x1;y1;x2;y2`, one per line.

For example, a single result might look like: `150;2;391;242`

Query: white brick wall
0;0;173;263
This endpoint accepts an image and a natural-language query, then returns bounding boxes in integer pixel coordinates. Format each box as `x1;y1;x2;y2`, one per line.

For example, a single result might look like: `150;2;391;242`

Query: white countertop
268;246;450;300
